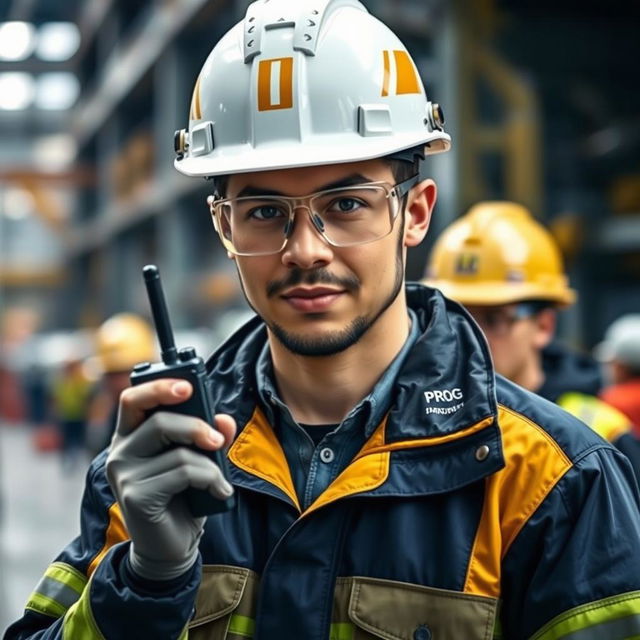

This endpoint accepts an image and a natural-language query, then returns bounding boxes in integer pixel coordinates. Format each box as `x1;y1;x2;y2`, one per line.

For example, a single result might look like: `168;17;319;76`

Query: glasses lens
212;185;394;255
471;305;533;336
310;186;392;246
215;197;290;255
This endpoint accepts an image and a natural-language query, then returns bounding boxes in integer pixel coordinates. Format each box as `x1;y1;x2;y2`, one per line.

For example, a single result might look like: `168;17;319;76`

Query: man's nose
280;209;334;270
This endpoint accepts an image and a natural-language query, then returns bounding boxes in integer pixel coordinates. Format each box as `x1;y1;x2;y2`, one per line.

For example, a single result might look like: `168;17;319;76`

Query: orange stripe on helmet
381;50;391;97
257;57;294;111
393;50;420;95
190;74;202;120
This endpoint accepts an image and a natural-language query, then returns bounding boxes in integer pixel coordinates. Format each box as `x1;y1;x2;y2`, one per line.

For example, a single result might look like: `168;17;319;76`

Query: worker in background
596;314;640;433
6;2;640;639
21;361;50;432
50;357;94;471
422;201;640;481
85;313;157;457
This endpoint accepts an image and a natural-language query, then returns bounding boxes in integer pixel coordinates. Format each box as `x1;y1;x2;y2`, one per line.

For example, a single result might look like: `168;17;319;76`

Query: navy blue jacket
6;285;640;640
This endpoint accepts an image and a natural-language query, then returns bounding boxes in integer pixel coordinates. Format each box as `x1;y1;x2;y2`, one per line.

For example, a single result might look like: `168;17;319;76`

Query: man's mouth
281;287;345;312
282;287;344;299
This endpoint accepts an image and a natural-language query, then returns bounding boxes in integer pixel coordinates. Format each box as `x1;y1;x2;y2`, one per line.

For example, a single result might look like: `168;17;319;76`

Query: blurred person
85;313;157;457
423;201;640;481
50;358;94;471
596;314;640;432
6;3;640;640
0;307;41;423
21;363;50;430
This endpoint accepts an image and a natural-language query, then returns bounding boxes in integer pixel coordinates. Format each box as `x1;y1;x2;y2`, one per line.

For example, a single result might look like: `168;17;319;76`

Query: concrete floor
0;422;89;634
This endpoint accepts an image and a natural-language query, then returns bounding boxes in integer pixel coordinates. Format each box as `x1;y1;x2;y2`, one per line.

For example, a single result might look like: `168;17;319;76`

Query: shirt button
320;447;335;463
414;625;432;640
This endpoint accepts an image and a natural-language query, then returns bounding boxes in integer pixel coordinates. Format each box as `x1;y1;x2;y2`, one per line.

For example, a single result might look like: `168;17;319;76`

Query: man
597;314;640;432
85;313;157;457
423;200;640;480
51;357;94;470
6;2;640;639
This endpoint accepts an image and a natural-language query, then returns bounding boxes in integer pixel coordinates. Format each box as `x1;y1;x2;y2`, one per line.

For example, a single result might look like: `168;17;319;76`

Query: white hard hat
594;314;640;369
174;0;450;178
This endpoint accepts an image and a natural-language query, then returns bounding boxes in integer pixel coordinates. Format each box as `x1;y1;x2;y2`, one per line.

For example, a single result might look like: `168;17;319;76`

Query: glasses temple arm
394;173;421;199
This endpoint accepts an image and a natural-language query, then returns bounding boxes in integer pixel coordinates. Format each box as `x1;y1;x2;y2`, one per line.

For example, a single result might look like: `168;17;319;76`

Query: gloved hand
106;379;236;581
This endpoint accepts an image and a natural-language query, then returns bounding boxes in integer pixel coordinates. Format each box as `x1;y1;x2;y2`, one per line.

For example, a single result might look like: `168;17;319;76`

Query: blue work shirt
255;309;419;509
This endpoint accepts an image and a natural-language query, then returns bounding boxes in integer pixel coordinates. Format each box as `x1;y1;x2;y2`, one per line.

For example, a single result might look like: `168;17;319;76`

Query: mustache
267;268;360;298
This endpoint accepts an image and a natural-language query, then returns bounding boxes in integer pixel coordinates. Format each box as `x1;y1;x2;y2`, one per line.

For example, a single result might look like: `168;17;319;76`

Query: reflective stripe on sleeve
561;615;640;639
62;573;106;639
530;591;640;640
25;562;87;618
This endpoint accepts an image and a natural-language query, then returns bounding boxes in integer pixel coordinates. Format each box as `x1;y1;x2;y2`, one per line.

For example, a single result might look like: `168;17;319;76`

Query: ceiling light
33;134;77;170
36;22;81;62
1;187;36;220
35;73;80;110
0;22;36;61
0;73;35;110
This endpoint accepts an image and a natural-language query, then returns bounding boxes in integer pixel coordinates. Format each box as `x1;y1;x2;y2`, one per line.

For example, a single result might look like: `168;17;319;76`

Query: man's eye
249;205;284;220
330;198;363;213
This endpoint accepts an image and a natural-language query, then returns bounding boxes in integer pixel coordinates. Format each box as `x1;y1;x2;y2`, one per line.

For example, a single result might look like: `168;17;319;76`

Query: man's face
465;303;555;385
224;159;433;357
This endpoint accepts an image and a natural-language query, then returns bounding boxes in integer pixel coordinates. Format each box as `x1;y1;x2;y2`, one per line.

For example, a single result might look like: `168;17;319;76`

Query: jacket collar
206;284;499;445
386;283;498;441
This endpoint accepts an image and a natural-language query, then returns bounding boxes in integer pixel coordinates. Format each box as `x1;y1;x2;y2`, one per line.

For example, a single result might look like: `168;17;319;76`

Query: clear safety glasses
469;301;551;337
207;175;420;256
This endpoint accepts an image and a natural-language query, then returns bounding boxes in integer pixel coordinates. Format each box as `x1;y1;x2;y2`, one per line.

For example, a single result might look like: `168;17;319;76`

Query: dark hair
211;174;229;199
386;156;420;184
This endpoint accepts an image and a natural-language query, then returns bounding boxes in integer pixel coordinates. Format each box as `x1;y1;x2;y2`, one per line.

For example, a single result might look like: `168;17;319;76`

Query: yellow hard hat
94;313;157;374
422;202;576;306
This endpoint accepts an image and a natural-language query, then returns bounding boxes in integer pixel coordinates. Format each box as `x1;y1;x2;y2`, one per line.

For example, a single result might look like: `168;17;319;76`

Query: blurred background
1;0;639;630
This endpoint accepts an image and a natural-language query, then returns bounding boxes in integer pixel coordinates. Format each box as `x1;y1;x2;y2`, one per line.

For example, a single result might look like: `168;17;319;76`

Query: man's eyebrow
234;173;375;198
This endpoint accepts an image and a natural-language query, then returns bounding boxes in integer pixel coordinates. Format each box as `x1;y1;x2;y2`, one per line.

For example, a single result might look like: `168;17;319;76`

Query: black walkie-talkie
130;264;235;517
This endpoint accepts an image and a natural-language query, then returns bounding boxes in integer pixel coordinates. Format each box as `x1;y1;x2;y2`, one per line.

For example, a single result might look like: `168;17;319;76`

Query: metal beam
0;268;66;287
0;59;75;73
74;0;115;64
0;167;95;186
71;0;223;148
474;46;542;215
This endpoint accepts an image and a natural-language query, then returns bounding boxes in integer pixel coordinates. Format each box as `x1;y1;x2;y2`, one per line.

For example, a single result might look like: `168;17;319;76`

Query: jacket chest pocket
188;565;258;640
333;577;498;640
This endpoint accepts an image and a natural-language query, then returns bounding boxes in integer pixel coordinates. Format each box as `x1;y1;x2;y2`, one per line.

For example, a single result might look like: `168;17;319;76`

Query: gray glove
106;382;235;581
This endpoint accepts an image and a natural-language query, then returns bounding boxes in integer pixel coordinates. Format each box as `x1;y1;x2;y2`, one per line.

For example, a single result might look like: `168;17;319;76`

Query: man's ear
404;179;437;247
533;308;556;349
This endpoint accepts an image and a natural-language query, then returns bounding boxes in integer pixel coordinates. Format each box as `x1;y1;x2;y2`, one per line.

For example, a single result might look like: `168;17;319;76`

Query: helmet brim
175;133;451;178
